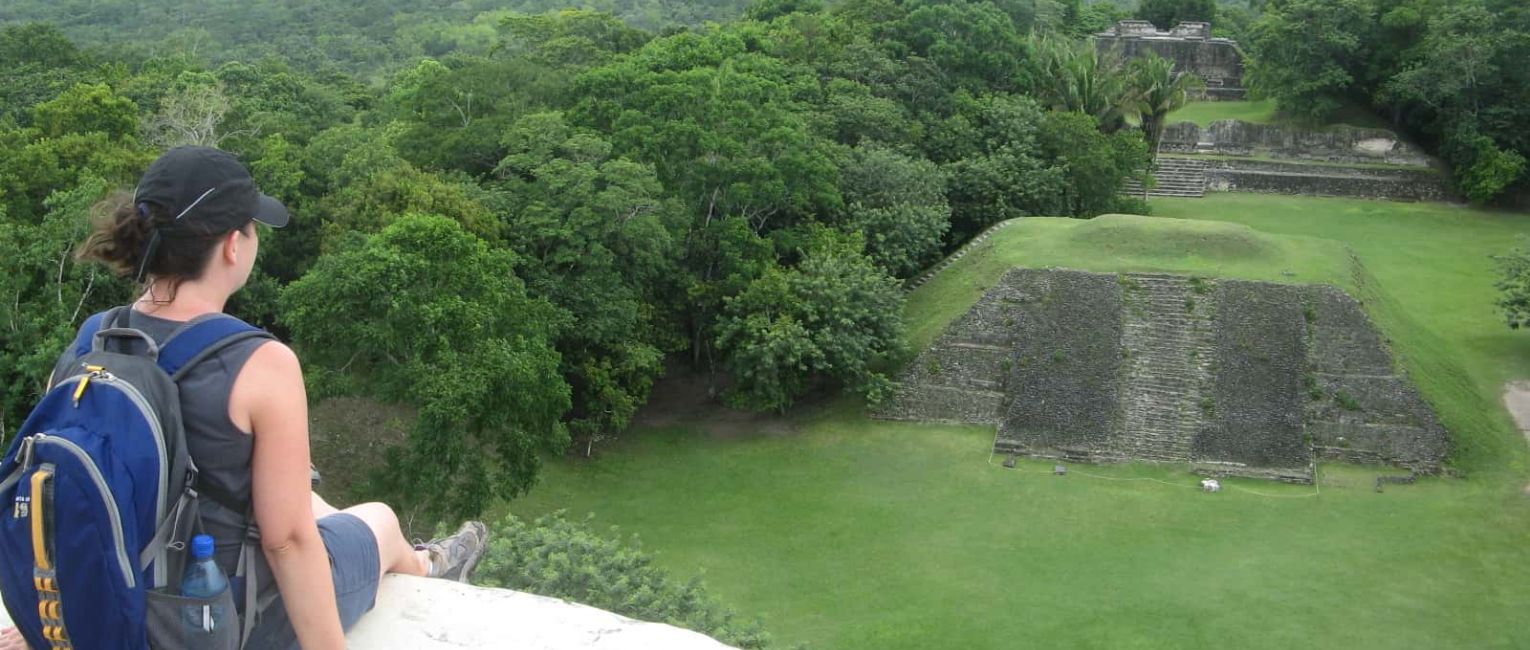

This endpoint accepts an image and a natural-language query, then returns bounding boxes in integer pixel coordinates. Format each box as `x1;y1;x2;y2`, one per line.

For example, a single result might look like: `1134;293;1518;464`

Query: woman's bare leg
311;492;339;518
338;502;430;580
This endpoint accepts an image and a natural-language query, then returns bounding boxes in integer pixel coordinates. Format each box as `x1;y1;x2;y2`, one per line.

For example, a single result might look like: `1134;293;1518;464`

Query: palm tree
1032;36;1134;132
1126;52;1205;199
1128;52;1206;161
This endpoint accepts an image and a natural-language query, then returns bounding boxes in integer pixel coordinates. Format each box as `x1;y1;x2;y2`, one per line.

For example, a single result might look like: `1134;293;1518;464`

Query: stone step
1122;158;1209;198
947;342;1010;352
1115;273;1217;461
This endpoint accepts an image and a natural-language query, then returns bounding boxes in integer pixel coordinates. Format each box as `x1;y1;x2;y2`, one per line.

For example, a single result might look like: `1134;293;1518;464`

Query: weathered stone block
1194;281;1310;471
997;270;1125;454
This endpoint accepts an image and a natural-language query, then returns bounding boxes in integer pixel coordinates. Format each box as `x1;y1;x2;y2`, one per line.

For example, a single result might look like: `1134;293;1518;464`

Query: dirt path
1499;382;1530;495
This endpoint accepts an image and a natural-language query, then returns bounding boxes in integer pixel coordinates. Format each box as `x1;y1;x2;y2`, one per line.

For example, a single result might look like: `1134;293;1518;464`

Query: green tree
1381;3;1502;120
1444;123;1528;204
1495;237;1530;330
302;125;501;251
716;228;903;412
0;23;93;125
570;29;843;366
383;57;523;174
1031;36;1133;132
280;214;571;522
0;23;83;70
818;78;920;147
0;128;150;223
1245;0;1373;122
494;112;685;453
573;31;840;233
0;178;133;437
214;59;359;148
1126;51;1204;172
837;142;950;278
937;92;1062;236
881;0;1031;93
1136;0;1216;29
31;82;140;141
1038;110;1151;216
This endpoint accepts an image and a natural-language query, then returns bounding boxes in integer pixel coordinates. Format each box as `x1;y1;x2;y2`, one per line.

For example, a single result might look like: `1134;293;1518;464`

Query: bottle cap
191;534;215;560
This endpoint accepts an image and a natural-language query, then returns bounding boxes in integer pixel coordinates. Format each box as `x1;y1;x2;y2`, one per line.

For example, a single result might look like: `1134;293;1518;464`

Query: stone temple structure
876;268;1449;483
1095;21;1454;202
1095;20;1245;100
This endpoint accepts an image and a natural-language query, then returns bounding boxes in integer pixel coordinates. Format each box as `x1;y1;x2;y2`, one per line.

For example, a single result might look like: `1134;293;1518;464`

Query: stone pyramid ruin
876;269;1449;482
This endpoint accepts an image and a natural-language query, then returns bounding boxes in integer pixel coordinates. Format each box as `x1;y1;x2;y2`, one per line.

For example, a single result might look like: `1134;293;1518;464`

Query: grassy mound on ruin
905;214;1352;351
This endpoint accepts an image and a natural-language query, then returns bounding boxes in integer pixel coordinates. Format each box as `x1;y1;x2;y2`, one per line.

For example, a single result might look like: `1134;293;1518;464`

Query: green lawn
903;215;1354;352
1168;99;1389;130
1168;99;1281;126
506;196;1530;649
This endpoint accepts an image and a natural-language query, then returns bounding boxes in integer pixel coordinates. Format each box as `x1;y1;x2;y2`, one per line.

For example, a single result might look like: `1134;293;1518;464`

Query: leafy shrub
474;512;781;649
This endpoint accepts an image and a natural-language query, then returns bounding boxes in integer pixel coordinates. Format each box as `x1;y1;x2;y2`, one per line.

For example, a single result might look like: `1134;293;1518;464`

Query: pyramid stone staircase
1112;274;1217;462
1122;157;1209;198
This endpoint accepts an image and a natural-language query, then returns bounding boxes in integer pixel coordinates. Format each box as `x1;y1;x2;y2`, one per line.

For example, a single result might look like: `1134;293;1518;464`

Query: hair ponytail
78;191;230;301
78;191;158;278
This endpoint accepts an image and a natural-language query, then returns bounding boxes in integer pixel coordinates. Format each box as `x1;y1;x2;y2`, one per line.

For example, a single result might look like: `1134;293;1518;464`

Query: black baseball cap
134;146;289;233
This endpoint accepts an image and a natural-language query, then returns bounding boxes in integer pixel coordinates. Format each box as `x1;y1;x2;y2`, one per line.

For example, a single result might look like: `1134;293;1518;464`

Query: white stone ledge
0;574;736;650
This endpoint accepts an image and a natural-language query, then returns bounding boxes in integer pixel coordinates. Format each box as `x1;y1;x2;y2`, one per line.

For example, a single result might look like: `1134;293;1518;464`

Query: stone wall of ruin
1201;159;1453;202
1094;22;1244;100
996;270;1125;456
1302;286;1449;470
1193;281;1310;471
876;269;1450;479
1161;121;1434;167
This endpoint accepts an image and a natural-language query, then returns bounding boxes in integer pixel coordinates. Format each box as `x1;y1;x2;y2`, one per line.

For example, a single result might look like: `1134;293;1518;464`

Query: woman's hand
0;627;30;650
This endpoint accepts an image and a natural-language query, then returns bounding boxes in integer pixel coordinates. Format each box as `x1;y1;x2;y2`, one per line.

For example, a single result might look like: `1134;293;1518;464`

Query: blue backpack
0;307;272;650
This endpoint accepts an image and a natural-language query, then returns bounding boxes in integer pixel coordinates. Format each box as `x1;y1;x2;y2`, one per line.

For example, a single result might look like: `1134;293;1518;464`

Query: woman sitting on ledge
1;146;487;650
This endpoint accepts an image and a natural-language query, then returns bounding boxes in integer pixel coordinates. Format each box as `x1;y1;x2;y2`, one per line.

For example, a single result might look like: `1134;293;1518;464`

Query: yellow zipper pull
72;365;105;407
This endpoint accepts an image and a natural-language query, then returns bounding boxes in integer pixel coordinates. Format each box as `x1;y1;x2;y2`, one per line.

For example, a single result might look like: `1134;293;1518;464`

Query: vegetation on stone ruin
1245;0;1530;202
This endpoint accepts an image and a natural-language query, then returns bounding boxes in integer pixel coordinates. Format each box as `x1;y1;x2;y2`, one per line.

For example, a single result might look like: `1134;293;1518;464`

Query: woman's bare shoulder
244;339;301;374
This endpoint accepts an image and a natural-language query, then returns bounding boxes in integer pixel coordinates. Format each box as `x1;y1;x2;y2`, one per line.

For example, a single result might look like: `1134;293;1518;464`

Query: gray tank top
52;308;277;599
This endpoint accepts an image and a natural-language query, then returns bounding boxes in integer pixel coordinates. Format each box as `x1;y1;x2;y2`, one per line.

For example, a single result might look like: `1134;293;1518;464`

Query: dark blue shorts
245;513;381;650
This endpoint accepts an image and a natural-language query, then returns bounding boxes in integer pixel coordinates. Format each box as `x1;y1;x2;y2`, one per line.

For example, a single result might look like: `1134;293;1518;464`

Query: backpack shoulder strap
157;314;275;381
70;307;126;359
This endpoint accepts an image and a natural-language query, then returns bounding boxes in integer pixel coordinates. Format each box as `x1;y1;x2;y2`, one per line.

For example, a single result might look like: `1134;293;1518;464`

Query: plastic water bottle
180;534;229;633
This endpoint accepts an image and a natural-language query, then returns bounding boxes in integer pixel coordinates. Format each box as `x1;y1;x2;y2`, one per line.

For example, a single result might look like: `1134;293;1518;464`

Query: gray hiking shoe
418;521;488;582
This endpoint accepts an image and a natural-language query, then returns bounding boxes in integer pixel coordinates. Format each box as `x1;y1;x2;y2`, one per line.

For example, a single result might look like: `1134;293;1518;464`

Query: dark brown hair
77;191;250;302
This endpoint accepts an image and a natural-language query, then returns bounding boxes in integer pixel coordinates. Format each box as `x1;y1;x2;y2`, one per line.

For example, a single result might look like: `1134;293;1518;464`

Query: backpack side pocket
146;587;239;650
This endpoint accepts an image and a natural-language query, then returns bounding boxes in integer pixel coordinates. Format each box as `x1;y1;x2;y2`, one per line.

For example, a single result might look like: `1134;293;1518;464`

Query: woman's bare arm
236;341;345;650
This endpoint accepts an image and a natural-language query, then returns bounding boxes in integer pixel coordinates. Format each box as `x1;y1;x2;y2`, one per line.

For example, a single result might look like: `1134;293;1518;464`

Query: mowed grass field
505;195;1530;649
1167;99;1389;130
1167;99;1281;126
